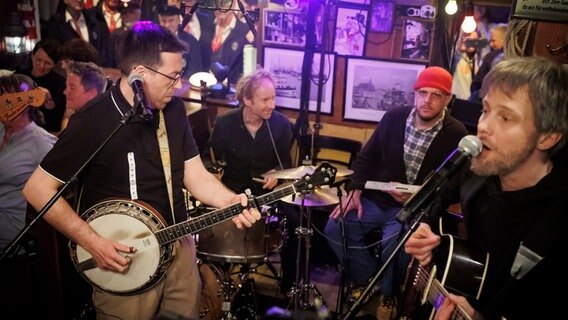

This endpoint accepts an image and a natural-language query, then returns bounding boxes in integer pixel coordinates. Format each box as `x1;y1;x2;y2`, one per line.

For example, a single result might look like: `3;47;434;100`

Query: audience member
167;0;215;41
60;61;106;133
405;57;568;320
45;0;100;48
200;0;254;85
469;23;507;102
86;0;122;67
451;31;479;100
0;74;57;251
16;39;67;134
324;67;468;316
23;21;260;320
157;4;205;78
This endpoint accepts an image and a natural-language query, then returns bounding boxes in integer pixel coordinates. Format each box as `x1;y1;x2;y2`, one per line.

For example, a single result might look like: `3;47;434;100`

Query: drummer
323;67;468;314
203;69;299;295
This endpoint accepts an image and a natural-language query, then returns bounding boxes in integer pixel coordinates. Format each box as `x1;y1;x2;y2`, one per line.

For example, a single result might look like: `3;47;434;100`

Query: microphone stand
334;187;349;319
0;106;139;262
342;205;432;320
236;0;258;39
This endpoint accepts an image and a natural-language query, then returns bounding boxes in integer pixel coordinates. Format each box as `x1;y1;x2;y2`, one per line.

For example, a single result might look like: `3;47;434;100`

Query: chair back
449;97;482;135
297;134;362;169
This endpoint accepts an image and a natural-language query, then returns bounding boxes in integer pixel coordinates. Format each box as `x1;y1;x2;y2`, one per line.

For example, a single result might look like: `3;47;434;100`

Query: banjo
70;163;337;295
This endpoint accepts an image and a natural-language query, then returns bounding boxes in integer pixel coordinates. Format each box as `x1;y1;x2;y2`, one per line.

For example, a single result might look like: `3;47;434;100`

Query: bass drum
198;261;227;320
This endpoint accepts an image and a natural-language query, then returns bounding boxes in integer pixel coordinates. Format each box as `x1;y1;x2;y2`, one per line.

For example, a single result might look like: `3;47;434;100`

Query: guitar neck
154;184;297;244
425;278;472;320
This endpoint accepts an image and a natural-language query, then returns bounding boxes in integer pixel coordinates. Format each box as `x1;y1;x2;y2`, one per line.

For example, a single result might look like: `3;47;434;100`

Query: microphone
236;0;258;39
396;135;482;223
127;73;153;121
180;1;200;33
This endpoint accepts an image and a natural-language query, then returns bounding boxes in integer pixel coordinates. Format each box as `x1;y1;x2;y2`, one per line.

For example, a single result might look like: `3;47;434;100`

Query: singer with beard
405;58;568;319
324;67;467;316
22;21;261;320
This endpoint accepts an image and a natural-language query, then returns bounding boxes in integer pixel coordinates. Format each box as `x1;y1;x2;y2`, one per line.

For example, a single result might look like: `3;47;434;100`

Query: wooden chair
296;134;362;169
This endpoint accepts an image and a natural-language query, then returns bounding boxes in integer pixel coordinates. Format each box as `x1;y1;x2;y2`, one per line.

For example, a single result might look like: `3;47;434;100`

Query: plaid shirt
403;108;445;184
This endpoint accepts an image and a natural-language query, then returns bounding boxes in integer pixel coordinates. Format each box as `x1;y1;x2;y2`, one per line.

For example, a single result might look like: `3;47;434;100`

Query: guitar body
70;199;174;295
400;234;489;320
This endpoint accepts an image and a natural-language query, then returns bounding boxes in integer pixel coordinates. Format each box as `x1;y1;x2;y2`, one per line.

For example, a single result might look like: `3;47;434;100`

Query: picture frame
263;9;322;48
262;46;336;114
343;57;426;122
400;18;434;62
333;7;368;56
339;0;371;5
369;0;395;33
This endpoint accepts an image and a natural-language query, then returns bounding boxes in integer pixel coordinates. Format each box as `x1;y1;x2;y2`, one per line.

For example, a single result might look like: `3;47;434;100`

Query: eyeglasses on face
143;65;182;87
416;89;447;100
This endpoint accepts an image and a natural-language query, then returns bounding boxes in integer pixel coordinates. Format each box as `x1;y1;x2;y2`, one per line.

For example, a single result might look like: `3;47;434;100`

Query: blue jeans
324;198;408;296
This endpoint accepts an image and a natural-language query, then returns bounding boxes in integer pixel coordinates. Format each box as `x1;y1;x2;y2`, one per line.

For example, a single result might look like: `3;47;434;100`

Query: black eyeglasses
144;65;182;87
416;89;446;101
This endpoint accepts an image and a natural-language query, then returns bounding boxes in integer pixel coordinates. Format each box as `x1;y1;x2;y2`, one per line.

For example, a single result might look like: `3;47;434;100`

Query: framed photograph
369;0;395;33
343;58;426;122
333;7;368;56
339;0;371;5
262;47;336;114
400;18;434;62
263;10;322;48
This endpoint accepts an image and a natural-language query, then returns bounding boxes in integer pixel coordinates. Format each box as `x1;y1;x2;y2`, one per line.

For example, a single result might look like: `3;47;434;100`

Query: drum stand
288;191;327;311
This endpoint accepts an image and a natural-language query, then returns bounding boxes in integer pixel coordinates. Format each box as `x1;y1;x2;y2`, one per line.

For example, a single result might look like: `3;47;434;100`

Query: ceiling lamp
445;0;458;15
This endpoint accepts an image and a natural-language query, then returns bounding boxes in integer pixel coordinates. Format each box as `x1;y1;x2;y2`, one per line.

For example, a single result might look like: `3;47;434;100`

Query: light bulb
461;16;477;33
445;0;458;15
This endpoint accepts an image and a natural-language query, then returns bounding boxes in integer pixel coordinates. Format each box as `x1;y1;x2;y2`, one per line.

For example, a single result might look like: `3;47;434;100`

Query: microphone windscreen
459;135;482;157
127;73;144;86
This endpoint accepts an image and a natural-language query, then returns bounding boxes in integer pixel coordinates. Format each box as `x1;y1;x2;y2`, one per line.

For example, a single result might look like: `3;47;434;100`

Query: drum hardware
288;190;327;311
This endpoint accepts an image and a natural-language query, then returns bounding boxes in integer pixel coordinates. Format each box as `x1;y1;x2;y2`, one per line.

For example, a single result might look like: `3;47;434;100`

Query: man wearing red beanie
325;66;468;317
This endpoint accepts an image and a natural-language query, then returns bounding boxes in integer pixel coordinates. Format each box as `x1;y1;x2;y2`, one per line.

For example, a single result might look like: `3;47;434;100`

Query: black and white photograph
263;10;323;48
263;47;335;114
400;18;434;61
369;0;395;33
343;58;426;122
333;7;368;56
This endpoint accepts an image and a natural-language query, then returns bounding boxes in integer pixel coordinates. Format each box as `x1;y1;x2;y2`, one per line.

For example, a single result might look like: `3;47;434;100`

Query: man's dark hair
115;21;187;75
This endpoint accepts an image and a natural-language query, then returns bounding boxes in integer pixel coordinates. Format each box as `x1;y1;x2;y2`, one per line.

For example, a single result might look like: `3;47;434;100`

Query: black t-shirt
40;83;199;225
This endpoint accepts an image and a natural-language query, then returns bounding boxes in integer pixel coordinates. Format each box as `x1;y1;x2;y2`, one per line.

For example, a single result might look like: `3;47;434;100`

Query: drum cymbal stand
288;191;327;311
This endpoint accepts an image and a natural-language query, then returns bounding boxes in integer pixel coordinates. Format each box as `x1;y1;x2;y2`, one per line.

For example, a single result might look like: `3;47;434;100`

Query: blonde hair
235;69;275;104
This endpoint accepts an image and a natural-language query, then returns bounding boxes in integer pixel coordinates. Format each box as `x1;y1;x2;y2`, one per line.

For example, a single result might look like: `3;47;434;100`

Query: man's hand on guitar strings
404;222;441;266
434;293;480;320
230;193;261;229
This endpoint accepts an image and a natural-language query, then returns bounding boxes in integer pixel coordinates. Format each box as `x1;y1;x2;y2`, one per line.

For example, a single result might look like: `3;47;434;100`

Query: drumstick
252;177;265;183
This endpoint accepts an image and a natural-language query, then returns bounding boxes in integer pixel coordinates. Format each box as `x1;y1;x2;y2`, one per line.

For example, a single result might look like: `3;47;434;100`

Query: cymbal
262;165;353;180
277;183;341;207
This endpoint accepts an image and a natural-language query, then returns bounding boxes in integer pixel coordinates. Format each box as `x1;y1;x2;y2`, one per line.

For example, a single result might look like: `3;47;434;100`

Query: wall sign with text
511;0;568;22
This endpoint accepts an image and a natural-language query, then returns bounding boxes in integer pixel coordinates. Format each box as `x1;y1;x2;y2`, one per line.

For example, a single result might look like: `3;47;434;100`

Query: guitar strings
411;263;472;320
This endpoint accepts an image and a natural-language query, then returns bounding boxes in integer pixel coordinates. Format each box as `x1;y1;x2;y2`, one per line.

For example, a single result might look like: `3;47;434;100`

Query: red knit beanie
413;66;452;95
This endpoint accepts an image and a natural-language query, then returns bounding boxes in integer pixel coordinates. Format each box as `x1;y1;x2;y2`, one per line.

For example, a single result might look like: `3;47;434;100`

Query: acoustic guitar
399;218;489;320
70;163;337;295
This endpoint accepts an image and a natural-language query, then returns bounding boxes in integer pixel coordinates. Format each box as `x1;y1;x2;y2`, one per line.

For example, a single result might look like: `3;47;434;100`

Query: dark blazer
45;9;102;49
84;6;113;67
178;30;205;78
200;17;253;85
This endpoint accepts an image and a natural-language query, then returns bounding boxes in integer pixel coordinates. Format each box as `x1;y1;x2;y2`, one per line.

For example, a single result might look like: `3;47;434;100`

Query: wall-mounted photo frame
400;18;434;62
333;7;368;56
263;9;322;48
343;57;426;122
369;0;395;33
339;0;371;5
262;46;336;114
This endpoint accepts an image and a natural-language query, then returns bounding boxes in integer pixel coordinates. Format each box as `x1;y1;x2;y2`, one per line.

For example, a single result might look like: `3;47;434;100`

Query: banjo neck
155;183;299;245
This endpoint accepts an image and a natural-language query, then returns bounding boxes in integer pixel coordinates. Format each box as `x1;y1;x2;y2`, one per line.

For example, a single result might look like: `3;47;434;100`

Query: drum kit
192;163;353;319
